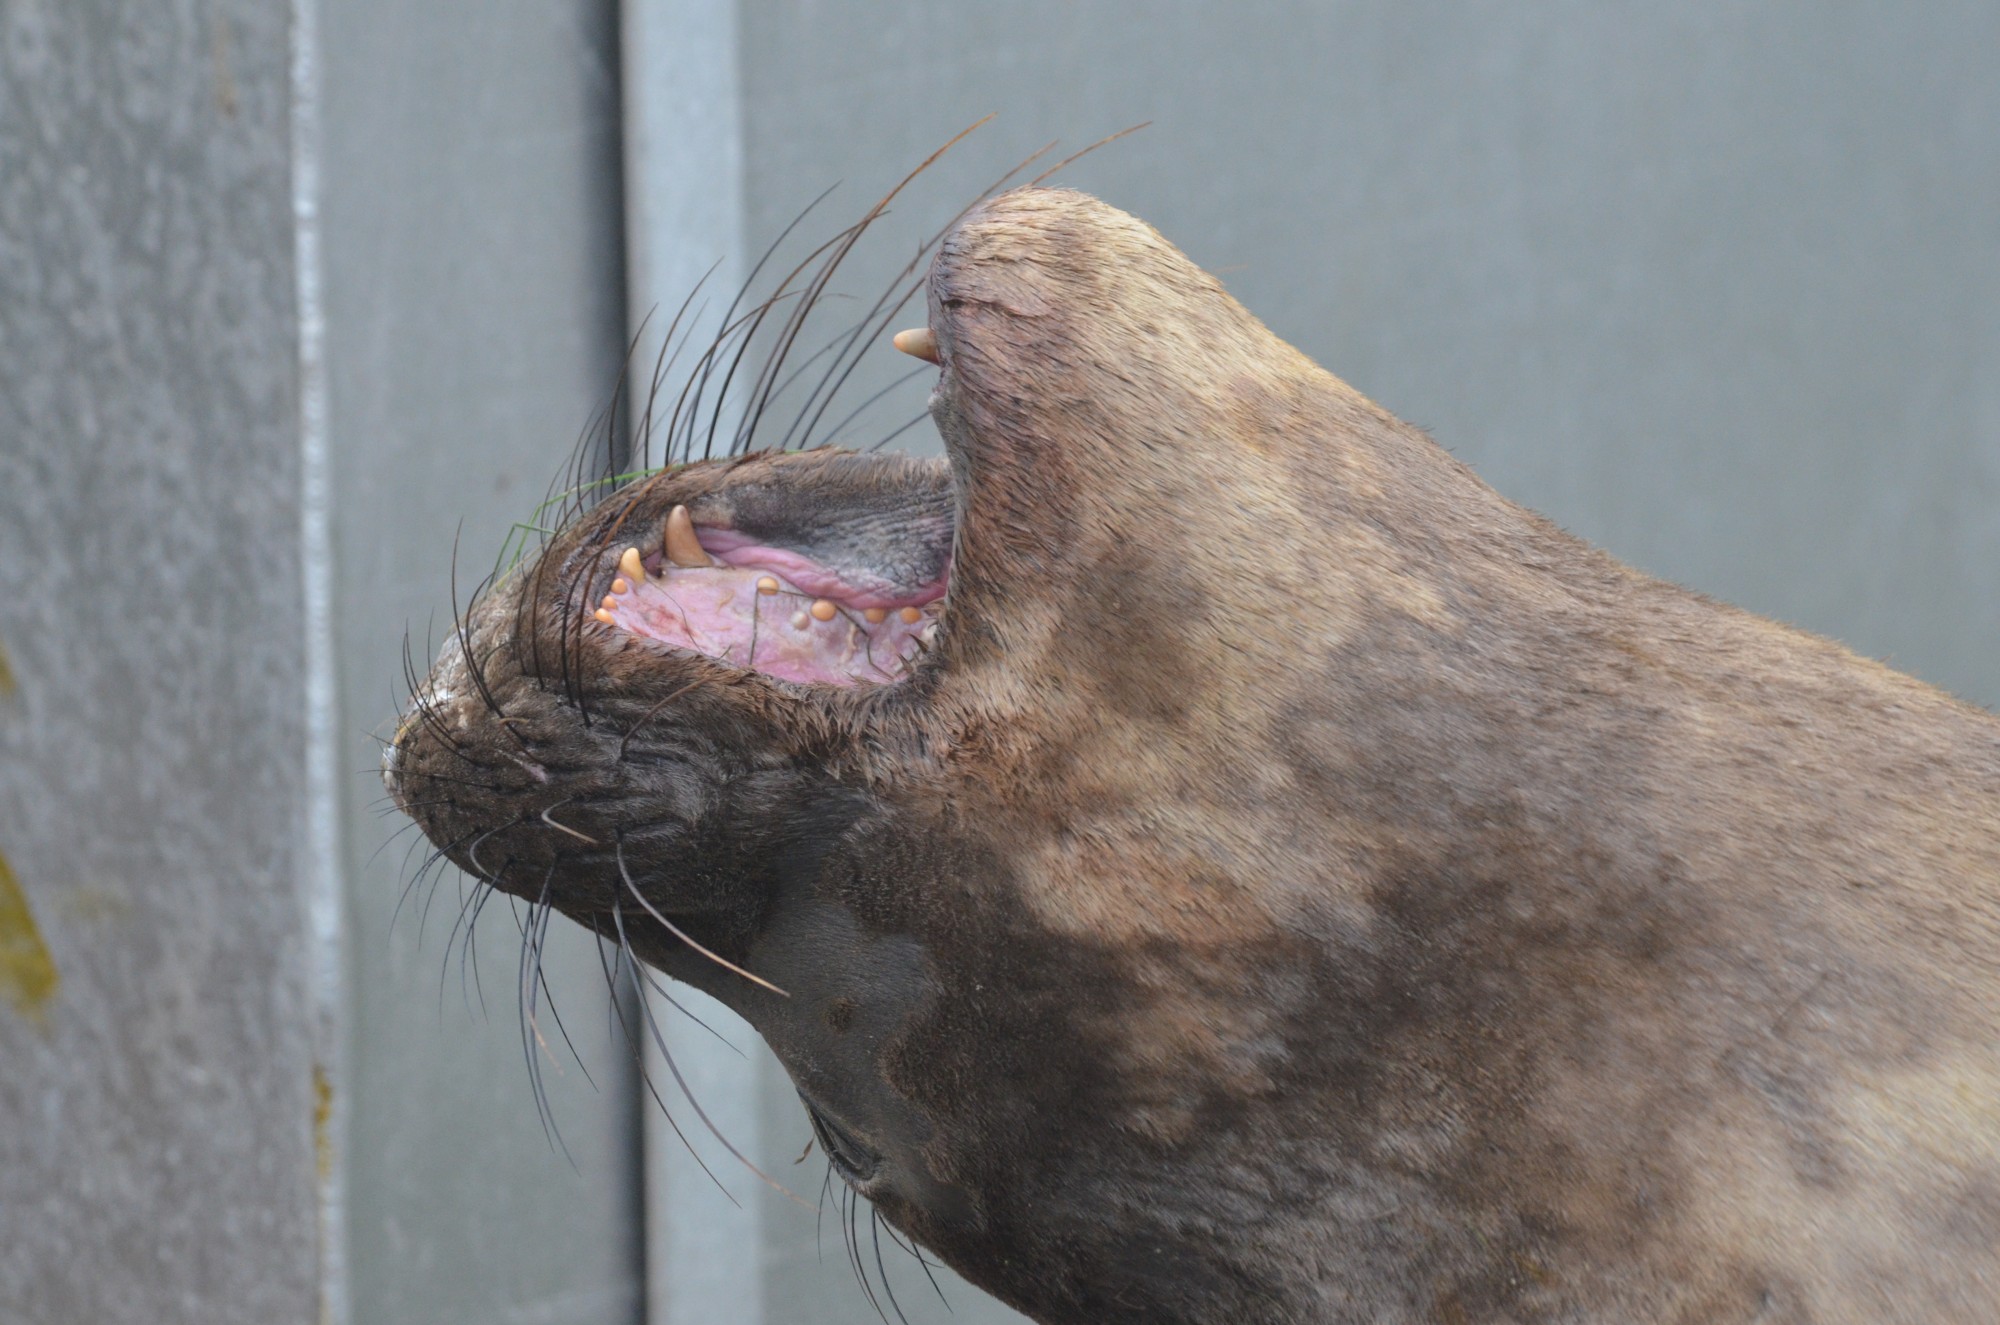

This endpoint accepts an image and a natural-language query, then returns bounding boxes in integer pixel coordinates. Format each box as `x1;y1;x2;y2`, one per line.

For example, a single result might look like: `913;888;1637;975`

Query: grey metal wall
317;2;645;1324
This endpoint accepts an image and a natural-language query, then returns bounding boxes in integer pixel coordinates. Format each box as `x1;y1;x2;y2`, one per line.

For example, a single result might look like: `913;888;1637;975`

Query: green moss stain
0;636;15;698
0;850;57;1021
312;1064;334;1182
313;1064;338;1325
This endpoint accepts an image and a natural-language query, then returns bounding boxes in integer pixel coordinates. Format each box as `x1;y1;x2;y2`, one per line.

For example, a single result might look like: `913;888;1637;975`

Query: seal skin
386;188;2000;1324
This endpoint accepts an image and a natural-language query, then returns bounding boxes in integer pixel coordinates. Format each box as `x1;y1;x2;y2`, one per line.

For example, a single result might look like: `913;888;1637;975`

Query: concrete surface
0;4;320;1320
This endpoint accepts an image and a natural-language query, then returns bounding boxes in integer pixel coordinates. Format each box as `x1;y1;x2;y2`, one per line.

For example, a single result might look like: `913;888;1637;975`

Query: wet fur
390;188;2000;1323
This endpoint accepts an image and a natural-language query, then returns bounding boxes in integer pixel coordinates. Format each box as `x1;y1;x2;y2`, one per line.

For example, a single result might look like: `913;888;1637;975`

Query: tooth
663;505;713;568
892;327;940;364
593;608;615;624
790;611;810;631
898;606;923;624
755;576;779;595
611;577;629;595
619;546;648;584
863;607;887;624
600;595;618;611
810;599;837;622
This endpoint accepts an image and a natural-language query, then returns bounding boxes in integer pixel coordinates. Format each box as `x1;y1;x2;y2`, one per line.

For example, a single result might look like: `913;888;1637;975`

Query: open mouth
571;422;958;689
537;153;1017;694
589;502;947;686
385;183;1184;906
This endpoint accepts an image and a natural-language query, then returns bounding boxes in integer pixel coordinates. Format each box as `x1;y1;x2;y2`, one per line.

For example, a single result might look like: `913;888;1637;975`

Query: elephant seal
385;187;2000;1323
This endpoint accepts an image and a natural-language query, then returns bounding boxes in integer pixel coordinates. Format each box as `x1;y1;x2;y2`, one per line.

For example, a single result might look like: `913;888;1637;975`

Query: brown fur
389;188;2000;1323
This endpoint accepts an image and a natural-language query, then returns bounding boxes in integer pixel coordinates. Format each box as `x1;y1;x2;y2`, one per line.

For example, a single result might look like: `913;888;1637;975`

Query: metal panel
0;3;320;1321
617;6;774;1324
620;1;1037;1315
316;3;645;1323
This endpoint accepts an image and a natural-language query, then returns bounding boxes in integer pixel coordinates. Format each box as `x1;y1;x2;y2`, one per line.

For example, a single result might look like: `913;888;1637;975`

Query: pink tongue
600;562;931;686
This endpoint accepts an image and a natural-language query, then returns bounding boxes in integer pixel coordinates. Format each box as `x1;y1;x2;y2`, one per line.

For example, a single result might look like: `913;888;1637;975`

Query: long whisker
871;1207;914;1325
540;800;601;845
594;913;734;1199
513;877;579;1167
609;902;808;1207
1026;121;1153;187
615;835;789;997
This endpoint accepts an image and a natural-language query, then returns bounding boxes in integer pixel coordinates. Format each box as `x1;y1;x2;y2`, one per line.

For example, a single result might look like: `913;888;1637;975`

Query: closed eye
802;1093;881;1186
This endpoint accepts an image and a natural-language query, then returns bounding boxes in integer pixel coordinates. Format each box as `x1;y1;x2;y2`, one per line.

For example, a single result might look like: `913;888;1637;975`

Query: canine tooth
863;607;887;624
892;327;940;364
663;505;713;568
898;606;923;624
810;599;838;622
619;546;648;583
756;576;779;595
790;611;811;631
593;608;615;624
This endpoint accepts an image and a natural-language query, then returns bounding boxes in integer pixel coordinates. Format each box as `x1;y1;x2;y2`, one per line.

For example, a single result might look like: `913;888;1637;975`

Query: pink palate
601;561;930;686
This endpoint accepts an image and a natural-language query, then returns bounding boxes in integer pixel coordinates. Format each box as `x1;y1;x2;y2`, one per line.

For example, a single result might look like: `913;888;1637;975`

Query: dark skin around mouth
387;187;2000;1325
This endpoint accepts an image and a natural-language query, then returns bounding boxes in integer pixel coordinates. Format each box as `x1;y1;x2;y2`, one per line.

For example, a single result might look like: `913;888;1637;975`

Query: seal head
388;188;2000;1324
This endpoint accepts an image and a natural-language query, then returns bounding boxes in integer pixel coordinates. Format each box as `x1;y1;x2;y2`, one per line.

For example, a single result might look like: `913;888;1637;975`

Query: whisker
816;363;933;451
866;409;934;453
391;826;478;940
514;879;579;1167
609;902;808;1207
616;835;789;997
872;1207;915;1325
446;527;520;743
626;958;746;1056
449;865;504;1019
539;800;601;845
523;886;600;1091
1026;121;1153;187
616;680;703;763
592;910;734;1197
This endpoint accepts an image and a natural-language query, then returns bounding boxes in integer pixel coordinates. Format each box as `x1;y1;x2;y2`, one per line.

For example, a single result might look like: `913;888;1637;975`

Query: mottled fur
390;189;2000;1323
